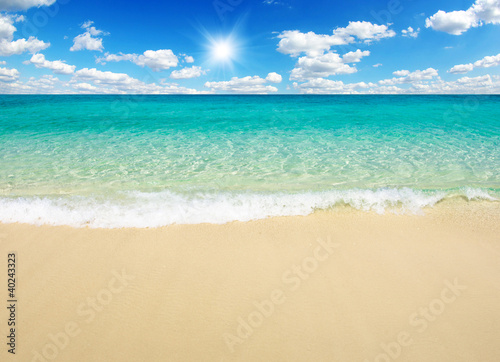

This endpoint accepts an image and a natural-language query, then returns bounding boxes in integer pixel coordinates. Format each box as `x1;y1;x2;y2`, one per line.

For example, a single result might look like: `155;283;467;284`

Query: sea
0;95;499;228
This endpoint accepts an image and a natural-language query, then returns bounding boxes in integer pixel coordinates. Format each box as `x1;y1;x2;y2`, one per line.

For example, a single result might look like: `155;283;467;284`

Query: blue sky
0;0;499;93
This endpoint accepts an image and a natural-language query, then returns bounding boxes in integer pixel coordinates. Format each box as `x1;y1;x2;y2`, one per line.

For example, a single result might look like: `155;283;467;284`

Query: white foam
0;187;495;228
462;187;498;201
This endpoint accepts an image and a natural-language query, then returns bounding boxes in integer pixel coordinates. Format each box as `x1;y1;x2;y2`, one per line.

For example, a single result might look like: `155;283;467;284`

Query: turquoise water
0;95;499;227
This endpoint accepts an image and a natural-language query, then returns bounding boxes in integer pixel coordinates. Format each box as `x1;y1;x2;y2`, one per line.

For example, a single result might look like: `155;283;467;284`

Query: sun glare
197;23;245;72
212;40;233;61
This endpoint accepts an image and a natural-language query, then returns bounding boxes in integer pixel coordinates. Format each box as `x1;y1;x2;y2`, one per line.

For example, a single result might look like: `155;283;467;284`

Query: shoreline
1;201;499;361
0;192;498;229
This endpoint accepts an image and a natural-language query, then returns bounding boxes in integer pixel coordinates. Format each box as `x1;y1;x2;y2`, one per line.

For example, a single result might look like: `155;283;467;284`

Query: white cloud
393;69;410;76
184;55;194;63
72;68;203;94
0;13;18;40
293;78;374;94
290;53;356;80
70;21;107;52
292;73;500;94
204;73;280;93
425;10;477;35
408;74;498;93
473;52;500;68
96;52;134;63
0;37;49;56
133;50;178;71
277;21;395;56
0;14;49;56
373;63;383;67
290;50;370;81
97;49;179;71
402;26;420;38
0;71;208;94
0;60;5;65
0;66;19;82
449;52;500;73
426;0;500;35
23;53;75;74
449;63;475;74
333;21;396;43
170;66;206;79
0;0;56;11
277;30;347;57
342;49;370;63
74;68;137;86
379;68;439;85
266;72;282;83
71;82;99;92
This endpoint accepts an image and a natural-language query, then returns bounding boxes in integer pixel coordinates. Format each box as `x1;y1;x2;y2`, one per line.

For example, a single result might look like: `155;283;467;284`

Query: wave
0;187;496;228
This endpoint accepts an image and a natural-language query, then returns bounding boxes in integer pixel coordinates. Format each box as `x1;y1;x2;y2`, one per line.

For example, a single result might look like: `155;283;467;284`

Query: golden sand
1;201;500;361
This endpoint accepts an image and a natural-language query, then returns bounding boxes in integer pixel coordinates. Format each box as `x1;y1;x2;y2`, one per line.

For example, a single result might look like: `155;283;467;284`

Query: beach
0;95;499;360
1;200;499;361
0;0;499;359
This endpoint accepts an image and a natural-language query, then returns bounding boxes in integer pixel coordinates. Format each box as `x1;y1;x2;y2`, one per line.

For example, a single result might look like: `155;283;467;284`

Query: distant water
0;95;499;228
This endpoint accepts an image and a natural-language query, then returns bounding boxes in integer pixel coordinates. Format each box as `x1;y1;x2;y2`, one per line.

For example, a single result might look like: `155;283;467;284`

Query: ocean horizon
1;94;499;228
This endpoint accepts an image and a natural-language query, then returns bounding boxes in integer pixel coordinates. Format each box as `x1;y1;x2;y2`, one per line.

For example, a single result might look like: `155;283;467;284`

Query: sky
0;0;499;94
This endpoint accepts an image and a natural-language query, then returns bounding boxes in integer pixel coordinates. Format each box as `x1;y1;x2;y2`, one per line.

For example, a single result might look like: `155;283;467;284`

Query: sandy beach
1;200;499;361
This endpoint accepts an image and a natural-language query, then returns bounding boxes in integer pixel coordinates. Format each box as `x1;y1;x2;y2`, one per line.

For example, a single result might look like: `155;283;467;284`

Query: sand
1;200;500;362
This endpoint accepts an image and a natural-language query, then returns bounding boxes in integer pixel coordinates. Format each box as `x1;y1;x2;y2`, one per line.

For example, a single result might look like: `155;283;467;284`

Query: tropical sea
0;95;498;228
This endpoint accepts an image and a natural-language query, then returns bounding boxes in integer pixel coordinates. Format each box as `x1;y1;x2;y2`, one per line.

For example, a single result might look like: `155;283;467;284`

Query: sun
212;40;233;61
196;25;245;72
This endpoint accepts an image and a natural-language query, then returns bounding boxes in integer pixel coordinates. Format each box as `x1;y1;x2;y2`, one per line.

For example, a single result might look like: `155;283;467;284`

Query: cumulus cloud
0;74;69;94
266;72;282;83
277;21;395;56
292;73;500;94
0;0;56;11
449;63;475;74
293;78;374;94
402;26;420;38
342;49;370;63
70;21;107;52
373;63;383;67
0;13;49;56
170;66;206;79
0;66;19;82
379;68;439;85
393;69;410;76
0;37;48;56
333;21;396;42
449;52;500;73
204;73;281;93
277;30;347;57
71;68;203;94
184;55;194;63
473;52;500;67
289;50;370;81
23;53;75;74
3;69;500;95
426;0;500;35
0;13;18;39
74;68;138;86
97;49;179;71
